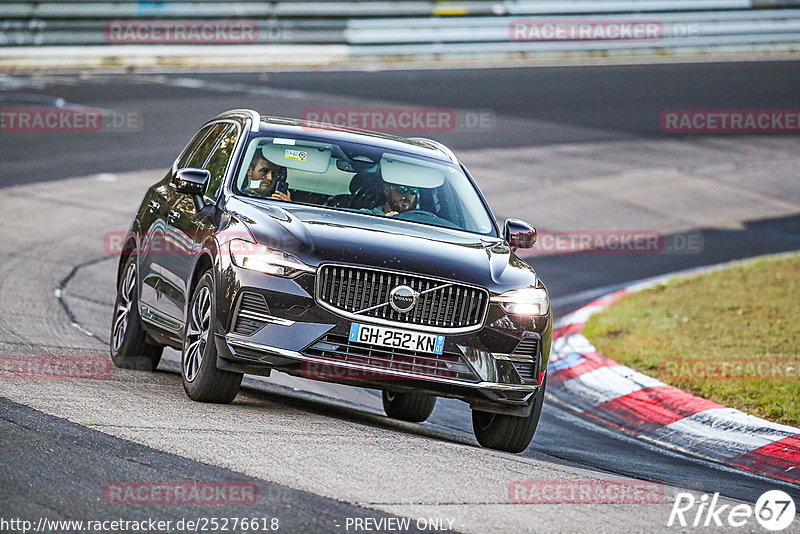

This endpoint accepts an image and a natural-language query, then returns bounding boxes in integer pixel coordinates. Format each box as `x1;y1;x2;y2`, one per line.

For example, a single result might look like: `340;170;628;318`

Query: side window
176;125;213;169
203;125;239;200
187;123;229;169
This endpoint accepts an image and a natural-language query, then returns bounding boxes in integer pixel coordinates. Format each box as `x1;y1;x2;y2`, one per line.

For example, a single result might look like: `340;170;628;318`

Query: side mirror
172;168;210;196
504;219;537;250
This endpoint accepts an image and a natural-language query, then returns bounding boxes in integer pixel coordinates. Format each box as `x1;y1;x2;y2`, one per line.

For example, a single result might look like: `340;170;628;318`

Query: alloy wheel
183;286;211;382
112;262;136;352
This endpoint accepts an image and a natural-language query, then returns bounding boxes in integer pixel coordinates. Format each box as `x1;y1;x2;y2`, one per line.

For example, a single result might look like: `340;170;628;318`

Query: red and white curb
549;284;800;486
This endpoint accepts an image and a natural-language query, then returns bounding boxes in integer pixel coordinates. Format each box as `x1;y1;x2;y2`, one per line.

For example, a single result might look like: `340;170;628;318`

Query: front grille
232;292;270;336
316;265;488;331
303;333;480;383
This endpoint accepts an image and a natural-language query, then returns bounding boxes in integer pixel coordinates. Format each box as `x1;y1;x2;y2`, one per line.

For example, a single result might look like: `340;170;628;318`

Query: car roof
211;110;458;164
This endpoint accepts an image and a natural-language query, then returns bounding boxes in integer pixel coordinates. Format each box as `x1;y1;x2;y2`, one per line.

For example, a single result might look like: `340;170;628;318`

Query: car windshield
233;135;496;236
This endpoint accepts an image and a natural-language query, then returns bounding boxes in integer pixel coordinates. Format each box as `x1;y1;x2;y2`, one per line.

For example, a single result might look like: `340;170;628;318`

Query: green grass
584;254;800;427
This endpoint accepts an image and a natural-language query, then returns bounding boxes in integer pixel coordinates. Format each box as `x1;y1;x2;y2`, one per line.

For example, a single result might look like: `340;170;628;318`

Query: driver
244;153;291;201
370;183;418;217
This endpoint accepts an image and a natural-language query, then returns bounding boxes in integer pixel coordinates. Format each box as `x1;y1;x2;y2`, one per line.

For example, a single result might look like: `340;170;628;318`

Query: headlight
229;239;315;278
491;287;549;316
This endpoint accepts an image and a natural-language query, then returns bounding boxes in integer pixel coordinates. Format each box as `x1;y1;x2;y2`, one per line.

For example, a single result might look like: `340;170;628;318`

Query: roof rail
212;109;261;132
409;137;459;164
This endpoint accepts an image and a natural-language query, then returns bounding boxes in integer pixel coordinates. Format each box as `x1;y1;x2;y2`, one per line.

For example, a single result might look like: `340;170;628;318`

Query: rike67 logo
668;490;796;531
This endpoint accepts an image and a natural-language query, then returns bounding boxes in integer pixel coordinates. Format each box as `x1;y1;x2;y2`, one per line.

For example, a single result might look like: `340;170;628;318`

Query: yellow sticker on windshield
284;149;308;162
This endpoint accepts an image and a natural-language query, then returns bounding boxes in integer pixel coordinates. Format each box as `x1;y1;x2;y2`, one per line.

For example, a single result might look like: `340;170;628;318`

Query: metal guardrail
0;1;783;19
0;20;345;46
0;0;799;54
345;10;800;47
5;0;800;20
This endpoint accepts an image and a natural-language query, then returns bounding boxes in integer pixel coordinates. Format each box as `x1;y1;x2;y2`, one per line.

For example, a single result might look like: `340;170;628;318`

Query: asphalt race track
1;61;800;533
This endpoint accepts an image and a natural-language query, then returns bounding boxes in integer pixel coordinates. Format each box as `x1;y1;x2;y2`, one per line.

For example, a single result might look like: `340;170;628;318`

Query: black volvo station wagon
111;110;552;452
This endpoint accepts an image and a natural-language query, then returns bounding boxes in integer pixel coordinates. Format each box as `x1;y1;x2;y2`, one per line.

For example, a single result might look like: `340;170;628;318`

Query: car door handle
148;200;160;212
168;210;181;221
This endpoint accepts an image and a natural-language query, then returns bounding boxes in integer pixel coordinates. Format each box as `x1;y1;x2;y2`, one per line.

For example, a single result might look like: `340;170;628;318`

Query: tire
382;391;437;423
110;255;163;371
181;271;242;403
472;377;547;453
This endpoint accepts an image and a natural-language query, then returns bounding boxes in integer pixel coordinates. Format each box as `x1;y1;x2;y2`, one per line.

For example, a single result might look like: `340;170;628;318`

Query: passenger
244;154;291;201
370;183;418;217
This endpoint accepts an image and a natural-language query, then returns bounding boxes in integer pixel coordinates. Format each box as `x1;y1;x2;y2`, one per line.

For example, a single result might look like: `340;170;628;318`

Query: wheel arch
189;248;217;303
116;236;138;287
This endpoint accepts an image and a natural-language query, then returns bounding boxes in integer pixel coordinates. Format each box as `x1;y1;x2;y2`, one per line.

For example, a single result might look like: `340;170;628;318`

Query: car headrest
349;172;381;194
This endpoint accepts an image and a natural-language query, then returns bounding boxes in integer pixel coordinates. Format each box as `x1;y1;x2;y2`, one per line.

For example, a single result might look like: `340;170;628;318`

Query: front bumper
218;333;542;415
214;262;552;415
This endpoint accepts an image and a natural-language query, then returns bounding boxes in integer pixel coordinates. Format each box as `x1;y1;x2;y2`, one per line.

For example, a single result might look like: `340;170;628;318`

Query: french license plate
349;323;445;355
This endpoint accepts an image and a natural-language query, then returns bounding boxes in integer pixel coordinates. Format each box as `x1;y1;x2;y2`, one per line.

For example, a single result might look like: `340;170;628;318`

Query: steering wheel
395;209;440;221
394;210;461;229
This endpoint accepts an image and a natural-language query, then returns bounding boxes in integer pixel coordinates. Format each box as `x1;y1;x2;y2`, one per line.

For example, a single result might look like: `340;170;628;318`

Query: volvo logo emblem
389;285;418;313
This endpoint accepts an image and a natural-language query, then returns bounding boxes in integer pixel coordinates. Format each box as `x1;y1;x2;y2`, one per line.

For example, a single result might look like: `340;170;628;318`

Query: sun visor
260;144;331;173
379;154;446;188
